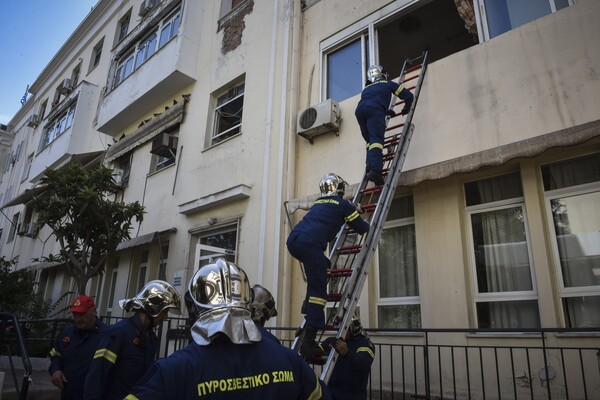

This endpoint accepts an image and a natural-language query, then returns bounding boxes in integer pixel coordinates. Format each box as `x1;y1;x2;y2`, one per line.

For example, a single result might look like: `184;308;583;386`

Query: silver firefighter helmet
251;284;278;324
319;173;347;197
119;280;181;317
187;258;261;345
367;65;386;82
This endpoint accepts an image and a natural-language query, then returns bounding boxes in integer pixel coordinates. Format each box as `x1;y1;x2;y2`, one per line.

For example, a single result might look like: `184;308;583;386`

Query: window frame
39;102;76;150
473;0;575;42
209;80;245;147
464;173;540;328
541;154;600;327
376;207;421;329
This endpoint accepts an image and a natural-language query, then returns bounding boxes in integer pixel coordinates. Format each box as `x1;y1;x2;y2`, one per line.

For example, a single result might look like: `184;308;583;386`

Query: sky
0;0;99;125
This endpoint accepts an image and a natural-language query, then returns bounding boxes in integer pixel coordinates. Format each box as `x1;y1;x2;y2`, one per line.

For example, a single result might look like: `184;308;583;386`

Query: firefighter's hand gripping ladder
289;51;429;383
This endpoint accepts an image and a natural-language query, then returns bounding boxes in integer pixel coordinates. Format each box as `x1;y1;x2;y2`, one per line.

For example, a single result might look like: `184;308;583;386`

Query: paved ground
1;368;60;400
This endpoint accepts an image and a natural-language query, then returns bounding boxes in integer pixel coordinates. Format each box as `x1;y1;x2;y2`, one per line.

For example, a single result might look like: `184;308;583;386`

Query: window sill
203;132;242;152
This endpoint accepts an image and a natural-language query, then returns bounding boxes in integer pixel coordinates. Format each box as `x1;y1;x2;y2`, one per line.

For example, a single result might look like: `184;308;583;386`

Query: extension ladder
290;51;429;383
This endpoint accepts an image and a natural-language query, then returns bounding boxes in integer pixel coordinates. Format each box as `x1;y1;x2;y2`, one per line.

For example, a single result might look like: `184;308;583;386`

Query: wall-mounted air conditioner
139;0;156;17
59;78;73;95
151;133;178;157
296;99;341;143
26;114;40;128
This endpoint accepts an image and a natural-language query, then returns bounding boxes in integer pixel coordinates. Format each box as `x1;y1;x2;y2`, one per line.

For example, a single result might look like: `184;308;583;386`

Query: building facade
0;0;599;396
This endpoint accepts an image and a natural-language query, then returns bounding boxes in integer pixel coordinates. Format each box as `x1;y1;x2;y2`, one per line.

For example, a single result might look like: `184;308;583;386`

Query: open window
209;78;245;146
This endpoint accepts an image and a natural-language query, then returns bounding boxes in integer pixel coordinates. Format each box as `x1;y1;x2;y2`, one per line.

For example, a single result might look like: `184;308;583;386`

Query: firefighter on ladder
286;173;370;360
355;65;414;186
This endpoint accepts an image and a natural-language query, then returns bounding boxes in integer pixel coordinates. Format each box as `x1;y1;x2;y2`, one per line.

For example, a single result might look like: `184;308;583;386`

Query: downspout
257;0;281;283
272;0;301;329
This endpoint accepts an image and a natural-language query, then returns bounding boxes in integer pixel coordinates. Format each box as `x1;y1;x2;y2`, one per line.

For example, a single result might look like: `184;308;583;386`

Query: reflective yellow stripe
125;395;139;400
308;296;327;306
49;348;61;358
368;143;383;150
94;348;117;364
394;84;405;96
357;346;375;359
307;379;322;400
345;211;360;222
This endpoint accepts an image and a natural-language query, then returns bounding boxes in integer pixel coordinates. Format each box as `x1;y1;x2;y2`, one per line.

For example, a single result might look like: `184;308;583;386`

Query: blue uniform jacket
84;314;157;400
48;318;108;400
357;79;413;114
125;334;330;400
322;334;375;400
290;195;370;247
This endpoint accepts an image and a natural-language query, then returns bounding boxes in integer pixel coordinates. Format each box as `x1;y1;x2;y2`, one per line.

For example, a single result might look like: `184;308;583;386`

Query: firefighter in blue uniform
286;173;370;360
321;314;375;400
83;280;180;400
49;295;108;400
125;259;330;400
355;64;414;186
251;284;280;344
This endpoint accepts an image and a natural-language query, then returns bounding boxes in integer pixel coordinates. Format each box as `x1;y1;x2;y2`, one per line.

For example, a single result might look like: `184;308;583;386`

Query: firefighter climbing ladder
288;50;429;382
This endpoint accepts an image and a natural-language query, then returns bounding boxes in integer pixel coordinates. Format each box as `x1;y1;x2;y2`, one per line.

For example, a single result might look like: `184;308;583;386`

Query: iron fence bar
560;348;569;400
509;347;517;400
526;347;533;400
424;332;430;399
465;346;472;400
494;347;501;400
578;348;588;400
541;331;552;400
437;345;442;398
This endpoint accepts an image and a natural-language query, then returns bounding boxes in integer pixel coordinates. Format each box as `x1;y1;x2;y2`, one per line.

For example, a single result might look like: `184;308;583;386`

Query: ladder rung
402;74;419;84
327;294;342;302
337;245;362;254
361;204;376;213
361;186;382;195
405;63;423;74
329;268;353;277
385;122;405;132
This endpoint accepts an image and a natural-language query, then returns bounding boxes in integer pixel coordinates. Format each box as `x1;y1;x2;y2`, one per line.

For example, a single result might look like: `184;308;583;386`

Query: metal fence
3;316;599;400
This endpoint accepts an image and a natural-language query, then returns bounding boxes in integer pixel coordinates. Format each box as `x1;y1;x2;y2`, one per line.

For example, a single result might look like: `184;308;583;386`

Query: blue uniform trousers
286;231;330;328
354;103;386;172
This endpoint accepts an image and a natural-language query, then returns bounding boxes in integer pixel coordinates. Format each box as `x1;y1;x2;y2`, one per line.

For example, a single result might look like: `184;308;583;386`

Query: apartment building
0;0;598;396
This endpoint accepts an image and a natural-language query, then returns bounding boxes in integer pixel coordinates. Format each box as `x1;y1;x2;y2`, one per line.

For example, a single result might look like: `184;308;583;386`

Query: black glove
386;109;396;117
400;107;410;116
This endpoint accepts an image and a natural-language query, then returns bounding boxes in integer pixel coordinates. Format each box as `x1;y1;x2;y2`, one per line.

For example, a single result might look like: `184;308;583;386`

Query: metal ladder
290;51;429;382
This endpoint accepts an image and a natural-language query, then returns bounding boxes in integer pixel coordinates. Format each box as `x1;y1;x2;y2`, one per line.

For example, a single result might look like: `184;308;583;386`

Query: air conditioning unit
25;222;39;238
139;0;156;17
26;114;40;128
296;99;341;143
151;133;178;157
59;78;73;95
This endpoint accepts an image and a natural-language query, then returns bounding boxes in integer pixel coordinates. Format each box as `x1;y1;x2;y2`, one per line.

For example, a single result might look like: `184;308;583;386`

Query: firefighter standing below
286;173;370;360
321;314;375;400
125;259;330;400
355;65;414;186
49;295;108;400
83;280;180;400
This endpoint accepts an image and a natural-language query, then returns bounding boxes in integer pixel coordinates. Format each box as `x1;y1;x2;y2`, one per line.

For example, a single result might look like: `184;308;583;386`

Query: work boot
366;170;385;186
300;325;326;360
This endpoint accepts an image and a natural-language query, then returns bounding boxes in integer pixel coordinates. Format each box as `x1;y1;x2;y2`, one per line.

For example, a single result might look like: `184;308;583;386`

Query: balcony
96;0;199;134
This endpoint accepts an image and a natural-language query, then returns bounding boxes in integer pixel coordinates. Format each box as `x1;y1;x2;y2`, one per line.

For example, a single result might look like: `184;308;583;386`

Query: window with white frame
322;0;477;103
158;243;169;281
117;12;131;43
193;224;238;270
541;153;600;328
137;249;149;292
40;103;76;150
219;0;247;18
106;267;119;317
210;80;244;146
465;172;540;328
475;0;573;41
7;212;20;243
112;8;180;88
377;195;420;328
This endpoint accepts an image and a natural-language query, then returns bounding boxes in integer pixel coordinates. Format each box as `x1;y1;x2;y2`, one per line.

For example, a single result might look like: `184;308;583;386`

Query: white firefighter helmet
319;173;347;197
367;65;386;82
119;280;181;317
251;284;278;324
